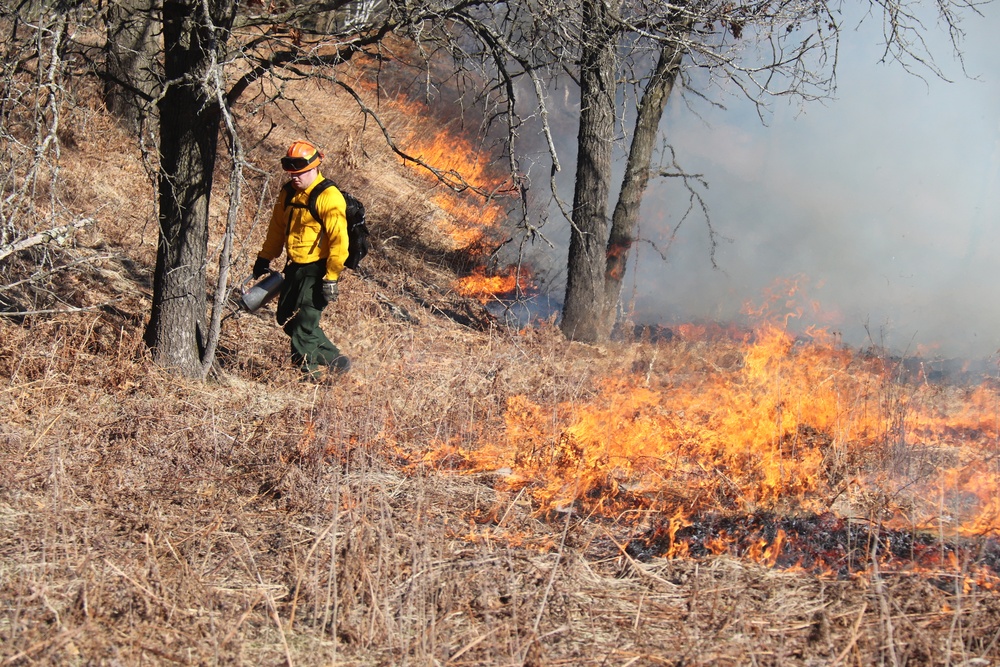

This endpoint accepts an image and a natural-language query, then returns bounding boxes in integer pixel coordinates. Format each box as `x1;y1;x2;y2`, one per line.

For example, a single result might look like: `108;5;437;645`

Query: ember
627;511;1000;584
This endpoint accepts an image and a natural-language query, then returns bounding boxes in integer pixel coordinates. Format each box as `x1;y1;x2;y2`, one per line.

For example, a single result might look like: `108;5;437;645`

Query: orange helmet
281;140;322;174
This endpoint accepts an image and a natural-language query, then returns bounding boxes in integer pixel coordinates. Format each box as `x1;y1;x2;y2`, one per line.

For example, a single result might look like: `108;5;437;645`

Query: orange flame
382;91;515;251
420;284;1000;576
428;193;505;249
453;266;533;303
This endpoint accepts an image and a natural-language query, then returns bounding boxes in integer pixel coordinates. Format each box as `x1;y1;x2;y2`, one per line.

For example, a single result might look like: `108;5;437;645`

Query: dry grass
4;71;1000;667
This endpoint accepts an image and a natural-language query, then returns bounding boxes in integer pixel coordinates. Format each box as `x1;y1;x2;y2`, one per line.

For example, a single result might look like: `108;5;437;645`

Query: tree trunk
559;0;618;342
103;0;161;133
144;0;234;376
600;41;685;336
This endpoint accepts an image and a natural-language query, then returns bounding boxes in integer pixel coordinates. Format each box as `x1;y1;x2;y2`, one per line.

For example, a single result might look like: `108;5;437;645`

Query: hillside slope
3;75;1000;666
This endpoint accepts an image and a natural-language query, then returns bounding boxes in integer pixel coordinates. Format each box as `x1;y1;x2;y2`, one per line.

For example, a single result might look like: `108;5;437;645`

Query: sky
528;1;1000;360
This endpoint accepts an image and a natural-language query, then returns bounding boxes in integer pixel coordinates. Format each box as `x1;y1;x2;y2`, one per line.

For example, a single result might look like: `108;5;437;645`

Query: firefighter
253;140;351;379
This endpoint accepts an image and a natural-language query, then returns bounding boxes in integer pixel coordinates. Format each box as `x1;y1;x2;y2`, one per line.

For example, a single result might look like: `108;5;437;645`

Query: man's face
288;166;319;191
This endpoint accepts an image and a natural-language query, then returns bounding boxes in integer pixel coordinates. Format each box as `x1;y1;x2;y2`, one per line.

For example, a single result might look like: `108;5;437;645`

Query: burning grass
466;327;992;512
9;307;1000;665
5;67;1000;667
420;317;1000;590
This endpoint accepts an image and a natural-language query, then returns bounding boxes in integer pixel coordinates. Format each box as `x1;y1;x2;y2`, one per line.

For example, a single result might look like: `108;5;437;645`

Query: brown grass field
4;68;1000;666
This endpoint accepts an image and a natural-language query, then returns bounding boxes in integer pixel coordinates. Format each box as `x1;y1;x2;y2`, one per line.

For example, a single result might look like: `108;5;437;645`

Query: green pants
276;260;344;374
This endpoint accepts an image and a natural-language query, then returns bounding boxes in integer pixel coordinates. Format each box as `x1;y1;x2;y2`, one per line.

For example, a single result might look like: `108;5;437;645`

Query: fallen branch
0;253;116;292
0;218;93;262
0;299;123;318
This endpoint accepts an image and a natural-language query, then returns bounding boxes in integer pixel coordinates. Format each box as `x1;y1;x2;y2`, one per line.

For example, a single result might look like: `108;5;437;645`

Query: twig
870;535;900;667
1;625;87;666
288;516;340;632
0;299;124;318
602;526;680;589
0;218;93;262
264;587;294;667
831;602;868;666
497;487;525;527
221;590;266;647
23;412;62;457
103;558;170;611
0;253;116;291
533;506;573;633
446;627;498;664
240;536;294;667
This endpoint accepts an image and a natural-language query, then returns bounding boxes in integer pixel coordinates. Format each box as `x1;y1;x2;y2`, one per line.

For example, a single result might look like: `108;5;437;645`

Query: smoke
521;4;1000;360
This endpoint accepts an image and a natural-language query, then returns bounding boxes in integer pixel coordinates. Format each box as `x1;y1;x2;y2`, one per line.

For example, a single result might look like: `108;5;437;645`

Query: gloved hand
321;279;339;305
252;257;271;279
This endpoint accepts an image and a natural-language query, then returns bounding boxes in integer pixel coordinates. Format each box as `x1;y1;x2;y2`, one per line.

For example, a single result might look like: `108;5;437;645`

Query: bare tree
0;2;104;316
139;0;239;375
440;0;988;343
4;0;988;376
175;0;989;347
138;0;510;377
558;0;988;341
6;0;515;378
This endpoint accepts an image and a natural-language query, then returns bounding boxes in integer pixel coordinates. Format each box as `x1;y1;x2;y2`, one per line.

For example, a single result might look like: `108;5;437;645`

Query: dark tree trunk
559;0;618;342
143;0;235;376
600;42;684;336
103;0;161;133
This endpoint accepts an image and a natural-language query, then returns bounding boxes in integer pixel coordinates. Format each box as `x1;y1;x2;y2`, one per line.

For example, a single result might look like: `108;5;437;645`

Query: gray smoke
523;3;1000;362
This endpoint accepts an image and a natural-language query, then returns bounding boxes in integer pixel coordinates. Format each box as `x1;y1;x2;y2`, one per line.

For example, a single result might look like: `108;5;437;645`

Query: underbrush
6;302;1000;665
4;51;1000;667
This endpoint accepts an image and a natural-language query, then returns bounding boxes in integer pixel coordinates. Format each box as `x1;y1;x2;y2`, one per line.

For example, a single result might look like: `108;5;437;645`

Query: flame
403;131;506;195
670;321;746;342
488;321;867;515
453;266;532;303
340;77;514;253
380;91;515;252
370;88;534;303
370;81;1000;576
428;193;505;248
418;285;1000;577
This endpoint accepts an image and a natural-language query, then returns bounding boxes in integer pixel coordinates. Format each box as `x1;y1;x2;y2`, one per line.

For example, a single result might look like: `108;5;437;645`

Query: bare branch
0;300;124;318
0;218;93;263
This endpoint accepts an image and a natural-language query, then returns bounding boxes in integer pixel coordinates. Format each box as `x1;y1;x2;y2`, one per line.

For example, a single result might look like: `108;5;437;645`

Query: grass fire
4;53;1000;667
385;91;531;305
424;301;1000;582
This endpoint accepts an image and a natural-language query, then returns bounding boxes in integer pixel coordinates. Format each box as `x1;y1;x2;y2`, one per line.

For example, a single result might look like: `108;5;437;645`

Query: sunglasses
281;153;318;172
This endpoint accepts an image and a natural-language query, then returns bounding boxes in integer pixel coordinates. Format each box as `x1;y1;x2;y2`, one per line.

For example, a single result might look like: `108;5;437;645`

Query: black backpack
283;178;370;270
